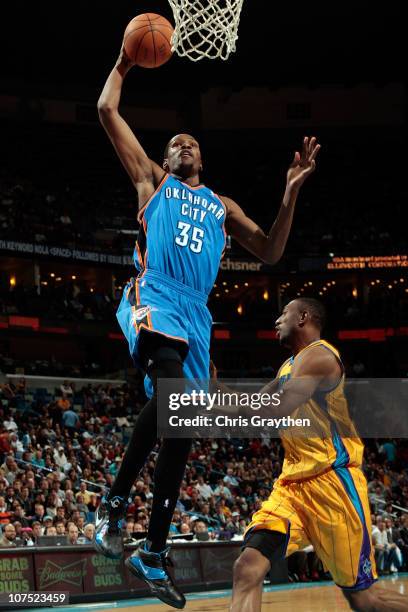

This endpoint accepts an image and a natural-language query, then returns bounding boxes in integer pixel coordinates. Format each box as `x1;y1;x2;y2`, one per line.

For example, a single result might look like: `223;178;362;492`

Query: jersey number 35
175;221;204;254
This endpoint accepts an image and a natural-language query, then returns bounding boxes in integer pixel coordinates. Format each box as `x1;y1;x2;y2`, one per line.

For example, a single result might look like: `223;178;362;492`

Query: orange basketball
123;13;174;69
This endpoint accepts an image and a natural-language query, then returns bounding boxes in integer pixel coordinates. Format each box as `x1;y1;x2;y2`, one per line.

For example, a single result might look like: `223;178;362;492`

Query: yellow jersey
278;339;364;481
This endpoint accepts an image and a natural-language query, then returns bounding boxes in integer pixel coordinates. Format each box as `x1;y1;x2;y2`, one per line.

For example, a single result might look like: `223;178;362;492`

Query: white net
168;0;244;62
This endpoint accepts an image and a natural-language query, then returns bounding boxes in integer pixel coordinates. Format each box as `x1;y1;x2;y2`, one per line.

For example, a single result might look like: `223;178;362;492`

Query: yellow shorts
245;466;377;591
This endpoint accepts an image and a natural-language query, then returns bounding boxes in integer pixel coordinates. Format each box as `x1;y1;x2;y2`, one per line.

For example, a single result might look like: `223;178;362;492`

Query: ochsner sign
220;257;263;272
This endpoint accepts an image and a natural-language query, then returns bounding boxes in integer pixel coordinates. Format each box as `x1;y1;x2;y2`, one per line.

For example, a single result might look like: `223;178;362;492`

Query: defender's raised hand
287;136;321;190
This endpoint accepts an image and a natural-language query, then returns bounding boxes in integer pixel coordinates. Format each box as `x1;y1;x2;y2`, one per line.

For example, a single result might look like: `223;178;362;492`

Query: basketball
123;13;174;69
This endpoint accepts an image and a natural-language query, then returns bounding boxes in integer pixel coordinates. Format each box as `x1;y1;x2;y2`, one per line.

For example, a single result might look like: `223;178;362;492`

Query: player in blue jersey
94;45;320;609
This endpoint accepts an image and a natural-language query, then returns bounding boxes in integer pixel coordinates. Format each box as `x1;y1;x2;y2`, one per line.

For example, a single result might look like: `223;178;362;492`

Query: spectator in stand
67;522;79;545
397;514;408;569
31;521;43;542
380;440;397;463
75;481;91;505
0;427;11;461
3;414;18;433
12;504;30;527
55;520;66;535
385;517;403;571
0;494;12;523
196;475;213;500
60;380;74;397
0;523;16;547
61;403;79;432
372;518;388;573
54;446;68;469
78;523;95;544
179;523;191;536
193;520;209;540
224;468;240;489
32;449;45;468
214;478;233;499
42;516;54;532
31;502;46;523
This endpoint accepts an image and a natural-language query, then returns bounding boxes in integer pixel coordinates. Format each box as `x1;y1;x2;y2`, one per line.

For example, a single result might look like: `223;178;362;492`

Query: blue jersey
134;174;226;295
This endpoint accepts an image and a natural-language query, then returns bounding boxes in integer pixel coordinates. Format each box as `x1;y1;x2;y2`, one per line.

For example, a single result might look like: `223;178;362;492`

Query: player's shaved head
293;298;326;331
275;297;326;348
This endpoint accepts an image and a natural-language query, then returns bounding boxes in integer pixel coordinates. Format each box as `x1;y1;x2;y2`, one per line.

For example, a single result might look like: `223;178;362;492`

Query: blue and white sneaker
94;495;127;559
125;539;185;609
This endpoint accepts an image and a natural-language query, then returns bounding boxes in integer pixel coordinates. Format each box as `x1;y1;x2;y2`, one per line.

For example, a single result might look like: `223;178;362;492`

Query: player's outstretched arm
223;137;321;265
97;47;164;206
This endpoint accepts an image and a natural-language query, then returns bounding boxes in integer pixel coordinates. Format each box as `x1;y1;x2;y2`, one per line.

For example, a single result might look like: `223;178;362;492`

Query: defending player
227;298;408;611
93;44;320;609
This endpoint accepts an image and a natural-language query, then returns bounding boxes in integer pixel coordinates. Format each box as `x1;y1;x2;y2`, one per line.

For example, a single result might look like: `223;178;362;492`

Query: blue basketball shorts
116;269;212;398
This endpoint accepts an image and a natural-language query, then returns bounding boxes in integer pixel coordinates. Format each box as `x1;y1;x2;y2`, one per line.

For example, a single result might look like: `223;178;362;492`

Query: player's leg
122;333;189;609
95;337;185;560
343;584;408;610
232;530;289;612
125;436;191;609
147;436;192;552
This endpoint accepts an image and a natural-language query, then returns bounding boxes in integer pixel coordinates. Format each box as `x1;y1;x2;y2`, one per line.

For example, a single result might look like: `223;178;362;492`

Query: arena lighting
215;293;220;297
56;277;62;282
225;289;229;293
387;284;392;289
9;316;39;330
400;278;404;282
244;282;249;287
222;281;227;286
237;304;243;315
50;273;55;277
72;275;77;280
308;281;313;286
263;290;269;300
257;330;277;339
9;276;16;286
214;329;230;339
352;288;358;298
234;284;239;289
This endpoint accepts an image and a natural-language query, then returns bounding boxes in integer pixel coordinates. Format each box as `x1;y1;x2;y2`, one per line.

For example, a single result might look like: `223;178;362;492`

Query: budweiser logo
39;559;87;588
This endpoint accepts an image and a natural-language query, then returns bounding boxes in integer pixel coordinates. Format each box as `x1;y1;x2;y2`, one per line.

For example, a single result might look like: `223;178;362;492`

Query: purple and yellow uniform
245;340;377;591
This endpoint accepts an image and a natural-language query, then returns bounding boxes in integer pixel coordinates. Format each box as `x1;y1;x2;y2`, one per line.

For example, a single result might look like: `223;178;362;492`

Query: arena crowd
1;378;408;582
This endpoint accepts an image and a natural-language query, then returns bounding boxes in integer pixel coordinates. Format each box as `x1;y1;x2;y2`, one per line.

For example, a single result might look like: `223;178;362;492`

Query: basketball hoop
168;0;244;62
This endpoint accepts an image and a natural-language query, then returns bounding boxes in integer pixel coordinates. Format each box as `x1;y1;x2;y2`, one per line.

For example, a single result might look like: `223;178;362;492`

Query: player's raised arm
97;47;164;205
223;137;321;265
